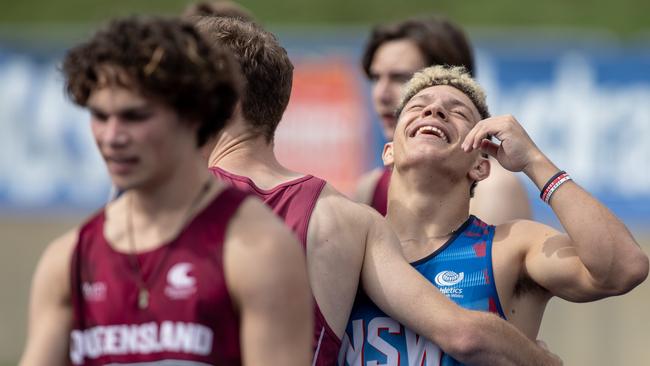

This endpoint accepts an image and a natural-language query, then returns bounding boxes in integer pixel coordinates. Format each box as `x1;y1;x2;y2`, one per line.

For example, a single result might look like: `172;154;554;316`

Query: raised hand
461;114;544;173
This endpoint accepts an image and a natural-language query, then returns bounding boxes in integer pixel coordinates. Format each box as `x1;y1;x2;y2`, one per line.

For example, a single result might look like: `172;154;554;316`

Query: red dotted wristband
540;171;571;204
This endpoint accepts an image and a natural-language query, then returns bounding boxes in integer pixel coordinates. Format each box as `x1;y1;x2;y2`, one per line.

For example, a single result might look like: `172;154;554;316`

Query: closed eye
90;109;108;122
451;109;468;119
406;104;424;112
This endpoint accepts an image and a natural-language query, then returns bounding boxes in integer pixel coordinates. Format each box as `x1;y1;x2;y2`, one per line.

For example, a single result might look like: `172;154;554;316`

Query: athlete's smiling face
386;84;481;167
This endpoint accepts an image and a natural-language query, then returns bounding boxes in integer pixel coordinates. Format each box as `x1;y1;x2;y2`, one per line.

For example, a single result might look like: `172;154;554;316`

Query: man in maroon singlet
194;17;562;366
19;17;312;366
355;16;531;224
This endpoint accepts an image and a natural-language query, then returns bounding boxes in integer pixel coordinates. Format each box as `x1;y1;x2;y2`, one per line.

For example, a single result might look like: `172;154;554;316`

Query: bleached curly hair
396;65;490;120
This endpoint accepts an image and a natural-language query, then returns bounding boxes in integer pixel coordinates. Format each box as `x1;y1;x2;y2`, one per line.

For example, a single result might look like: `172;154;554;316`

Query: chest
77;243;229;326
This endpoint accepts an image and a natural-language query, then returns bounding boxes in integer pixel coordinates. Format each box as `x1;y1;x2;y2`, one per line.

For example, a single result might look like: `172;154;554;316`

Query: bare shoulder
315;183;377;230
493;219;562;254
226;196;299;253
32;227;79;304
354;168;385;204
40;228;78;278
223;196;309;303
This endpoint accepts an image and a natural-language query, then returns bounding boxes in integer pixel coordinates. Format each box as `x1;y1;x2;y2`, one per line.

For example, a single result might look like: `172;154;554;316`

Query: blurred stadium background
1;0;649;364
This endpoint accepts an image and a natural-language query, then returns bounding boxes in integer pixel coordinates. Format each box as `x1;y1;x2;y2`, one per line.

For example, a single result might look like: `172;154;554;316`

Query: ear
468;155;490;183
382;141;394;167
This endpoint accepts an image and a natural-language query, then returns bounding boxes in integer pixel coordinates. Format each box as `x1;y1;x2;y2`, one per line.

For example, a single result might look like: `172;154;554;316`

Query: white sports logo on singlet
82;281;107;302
165;263;197;299
434;271;464;287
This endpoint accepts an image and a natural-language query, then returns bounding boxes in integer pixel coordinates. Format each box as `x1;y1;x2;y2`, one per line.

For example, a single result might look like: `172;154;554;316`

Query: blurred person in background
195;16;562;366
342;65;649;365
105;0;257;202
19;16;312;366
355;16;531;224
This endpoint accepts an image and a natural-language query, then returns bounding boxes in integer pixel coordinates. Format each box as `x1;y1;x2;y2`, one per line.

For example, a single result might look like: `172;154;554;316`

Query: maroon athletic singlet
210;167;340;366
70;187;247;365
370;167;391;216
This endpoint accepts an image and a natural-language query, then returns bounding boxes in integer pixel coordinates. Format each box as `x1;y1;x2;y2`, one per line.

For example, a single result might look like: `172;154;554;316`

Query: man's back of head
193;16;293;143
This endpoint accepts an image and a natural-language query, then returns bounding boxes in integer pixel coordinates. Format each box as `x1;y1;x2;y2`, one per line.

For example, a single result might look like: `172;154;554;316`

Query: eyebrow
87;103;151;116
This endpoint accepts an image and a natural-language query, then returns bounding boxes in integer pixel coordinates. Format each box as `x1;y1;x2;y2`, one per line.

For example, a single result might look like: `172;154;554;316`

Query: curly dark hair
362;15;475;79
193;16;293;142
62;16;241;147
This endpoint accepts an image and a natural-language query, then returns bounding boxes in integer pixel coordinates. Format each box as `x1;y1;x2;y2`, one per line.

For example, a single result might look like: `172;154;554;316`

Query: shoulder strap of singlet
70;210;106;331
202;186;250;244
295;177;326;249
370;167;391;216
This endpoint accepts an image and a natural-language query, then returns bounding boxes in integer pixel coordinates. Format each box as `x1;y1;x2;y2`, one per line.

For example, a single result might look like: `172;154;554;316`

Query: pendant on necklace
138;288;149;309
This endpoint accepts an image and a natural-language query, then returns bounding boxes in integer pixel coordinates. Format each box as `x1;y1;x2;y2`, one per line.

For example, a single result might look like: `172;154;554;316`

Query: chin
110;176;140;192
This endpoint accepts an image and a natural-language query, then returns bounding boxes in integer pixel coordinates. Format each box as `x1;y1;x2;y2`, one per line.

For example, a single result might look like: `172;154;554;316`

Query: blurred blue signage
0;36;648;225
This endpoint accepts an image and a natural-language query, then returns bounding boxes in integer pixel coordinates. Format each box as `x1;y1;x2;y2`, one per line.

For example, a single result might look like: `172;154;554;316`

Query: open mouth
413;125;449;143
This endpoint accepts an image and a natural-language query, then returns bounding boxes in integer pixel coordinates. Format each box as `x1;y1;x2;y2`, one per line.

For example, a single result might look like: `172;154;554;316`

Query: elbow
624;251;649;292
606;250;649;296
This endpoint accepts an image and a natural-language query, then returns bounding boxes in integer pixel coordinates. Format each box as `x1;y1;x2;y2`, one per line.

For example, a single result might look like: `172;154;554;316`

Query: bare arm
464;114;649;301
19;230;76;366
360;208;561;366
225;198;313;366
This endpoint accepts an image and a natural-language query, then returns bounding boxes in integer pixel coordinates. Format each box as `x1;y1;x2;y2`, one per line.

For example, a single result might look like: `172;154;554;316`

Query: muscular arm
225;198;313;366
360;208;561;366
464;114;648;301
517;155;648;301
19;230;76;366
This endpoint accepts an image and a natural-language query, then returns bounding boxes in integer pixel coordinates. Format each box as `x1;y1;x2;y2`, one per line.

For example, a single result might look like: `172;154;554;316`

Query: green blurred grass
0;0;648;37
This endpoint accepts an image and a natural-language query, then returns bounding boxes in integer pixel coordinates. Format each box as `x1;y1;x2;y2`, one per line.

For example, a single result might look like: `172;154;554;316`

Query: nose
98;118;129;148
422;102;447;121
373;77;395;107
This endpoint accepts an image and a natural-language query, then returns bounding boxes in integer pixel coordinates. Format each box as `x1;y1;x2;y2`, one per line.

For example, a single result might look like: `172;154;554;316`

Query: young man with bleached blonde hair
355;16;531;225
341;65;648;365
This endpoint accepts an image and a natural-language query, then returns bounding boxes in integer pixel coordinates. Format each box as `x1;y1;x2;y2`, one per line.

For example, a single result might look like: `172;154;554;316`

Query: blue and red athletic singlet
210;167;341;366
339;215;505;366
70;187;248;365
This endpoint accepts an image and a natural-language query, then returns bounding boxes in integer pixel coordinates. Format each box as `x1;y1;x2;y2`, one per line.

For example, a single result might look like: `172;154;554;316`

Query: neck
386;164;471;247
206;117;300;187
128;152;212;220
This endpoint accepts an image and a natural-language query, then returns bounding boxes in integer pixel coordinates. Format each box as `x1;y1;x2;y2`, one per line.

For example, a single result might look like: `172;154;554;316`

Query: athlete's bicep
520;221;603;301
225;200;313;366
20;231;76;366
